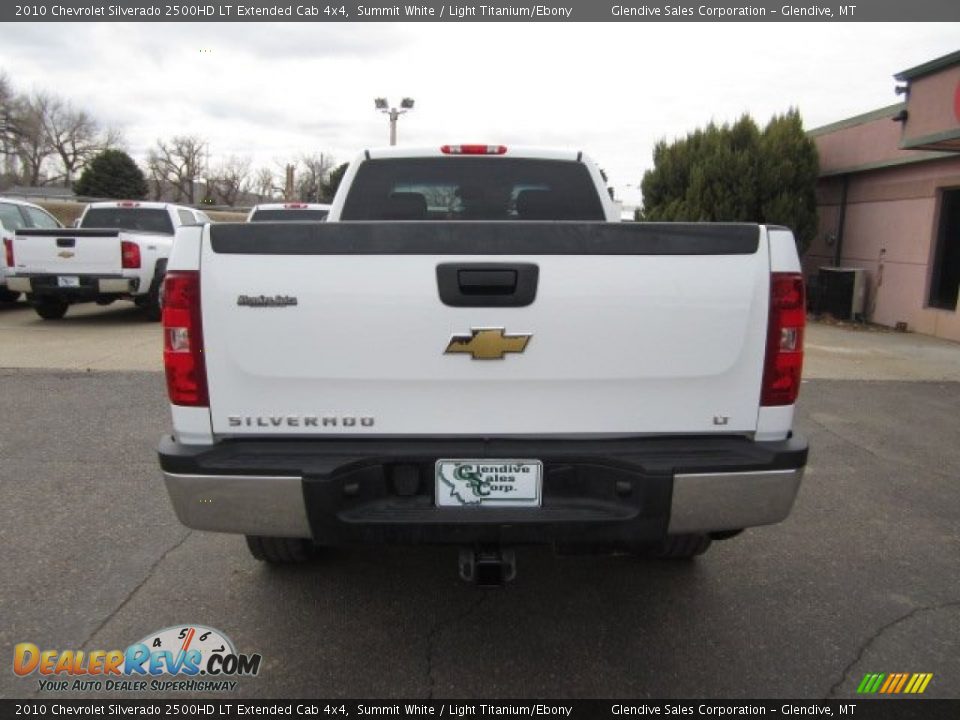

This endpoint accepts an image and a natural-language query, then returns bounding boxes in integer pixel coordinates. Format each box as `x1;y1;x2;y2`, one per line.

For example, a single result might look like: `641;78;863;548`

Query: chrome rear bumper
162;466;804;540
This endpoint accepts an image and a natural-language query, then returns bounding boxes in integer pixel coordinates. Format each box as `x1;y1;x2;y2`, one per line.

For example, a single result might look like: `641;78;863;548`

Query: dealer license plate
435;459;542;508
57;276;79;288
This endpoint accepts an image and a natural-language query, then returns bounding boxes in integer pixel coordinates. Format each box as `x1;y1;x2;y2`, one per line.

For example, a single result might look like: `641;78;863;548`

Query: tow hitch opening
459;546;517;586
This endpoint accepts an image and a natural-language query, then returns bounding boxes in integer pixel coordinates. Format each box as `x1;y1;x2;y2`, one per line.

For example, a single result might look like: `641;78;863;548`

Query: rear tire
648;533;712;559
0;288;21;303
34;298;69;320
245;535;314;564
142;263;165;322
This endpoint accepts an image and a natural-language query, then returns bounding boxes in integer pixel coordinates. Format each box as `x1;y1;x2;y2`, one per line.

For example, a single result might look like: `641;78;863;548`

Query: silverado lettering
227;415;375;428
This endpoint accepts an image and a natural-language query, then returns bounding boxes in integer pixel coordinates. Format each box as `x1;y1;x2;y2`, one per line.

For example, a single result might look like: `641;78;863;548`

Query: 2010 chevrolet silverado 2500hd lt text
157;145;808;584
7;201;210;321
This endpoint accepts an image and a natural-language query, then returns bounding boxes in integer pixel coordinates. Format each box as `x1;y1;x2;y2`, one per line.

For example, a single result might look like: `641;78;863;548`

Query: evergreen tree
640;109;818;253
74;149;148;199
322;162;349;202
759;109;819;253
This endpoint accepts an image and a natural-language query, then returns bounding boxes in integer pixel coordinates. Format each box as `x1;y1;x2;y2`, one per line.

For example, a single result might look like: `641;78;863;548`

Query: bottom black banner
2;700;958;720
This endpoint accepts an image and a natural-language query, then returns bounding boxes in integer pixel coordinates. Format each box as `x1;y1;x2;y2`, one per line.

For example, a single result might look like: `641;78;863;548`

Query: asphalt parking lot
1;299;958;699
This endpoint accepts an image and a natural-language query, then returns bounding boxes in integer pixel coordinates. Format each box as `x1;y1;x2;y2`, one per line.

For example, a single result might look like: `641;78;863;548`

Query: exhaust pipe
459;546;516;586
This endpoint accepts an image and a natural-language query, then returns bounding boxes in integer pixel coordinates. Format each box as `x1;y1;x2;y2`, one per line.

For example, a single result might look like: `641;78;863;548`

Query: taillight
162;271;208;407
121;241;141;269
440;144;507;155
3;238;13;267
761;272;805;406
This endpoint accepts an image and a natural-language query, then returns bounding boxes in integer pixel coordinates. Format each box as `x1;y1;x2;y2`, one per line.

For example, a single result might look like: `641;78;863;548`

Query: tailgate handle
56;238;75;248
437;263;538;307
458;269;516;294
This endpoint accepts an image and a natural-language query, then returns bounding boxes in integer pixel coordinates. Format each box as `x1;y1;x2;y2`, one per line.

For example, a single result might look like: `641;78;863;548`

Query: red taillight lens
440;144;507;155
761;272;805;406
3;238;13;268
121;240;141;269
162;271;208;407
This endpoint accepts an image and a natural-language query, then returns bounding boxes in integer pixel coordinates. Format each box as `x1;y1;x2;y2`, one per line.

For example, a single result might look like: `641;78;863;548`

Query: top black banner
5;0;960;22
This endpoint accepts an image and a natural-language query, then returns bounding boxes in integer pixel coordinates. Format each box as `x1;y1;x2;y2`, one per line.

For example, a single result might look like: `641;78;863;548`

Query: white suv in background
0;197;63;303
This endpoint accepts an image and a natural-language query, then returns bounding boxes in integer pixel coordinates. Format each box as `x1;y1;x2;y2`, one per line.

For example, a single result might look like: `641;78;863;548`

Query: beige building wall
805;156;960;342
901;64;960;146
807;51;960;344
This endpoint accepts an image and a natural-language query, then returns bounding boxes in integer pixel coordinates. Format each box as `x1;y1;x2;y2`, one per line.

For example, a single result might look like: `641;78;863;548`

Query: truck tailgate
13;228;122;275
200;222;770;437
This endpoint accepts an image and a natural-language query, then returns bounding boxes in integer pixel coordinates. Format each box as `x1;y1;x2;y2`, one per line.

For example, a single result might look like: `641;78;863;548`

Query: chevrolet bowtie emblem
444;327;532;360
57;250;75;258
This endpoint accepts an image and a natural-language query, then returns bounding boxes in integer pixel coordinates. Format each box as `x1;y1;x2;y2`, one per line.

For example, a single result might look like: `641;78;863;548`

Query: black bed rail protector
209;221;761;256
158;433;807;478
15;228;121;237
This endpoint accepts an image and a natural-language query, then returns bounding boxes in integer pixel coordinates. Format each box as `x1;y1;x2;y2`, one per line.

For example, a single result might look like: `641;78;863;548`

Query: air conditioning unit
817;266;866;321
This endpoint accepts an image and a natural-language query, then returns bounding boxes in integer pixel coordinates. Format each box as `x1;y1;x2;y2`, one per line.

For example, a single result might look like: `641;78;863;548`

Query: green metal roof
807;104;904;138
895;50;960;82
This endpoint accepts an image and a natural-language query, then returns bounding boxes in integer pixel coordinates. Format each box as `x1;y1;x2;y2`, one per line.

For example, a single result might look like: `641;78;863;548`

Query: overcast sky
1;22;957;206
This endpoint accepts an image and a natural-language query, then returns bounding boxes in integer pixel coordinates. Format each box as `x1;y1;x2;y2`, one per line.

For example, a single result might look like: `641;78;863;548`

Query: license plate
57;276;79;288
435;459;542;508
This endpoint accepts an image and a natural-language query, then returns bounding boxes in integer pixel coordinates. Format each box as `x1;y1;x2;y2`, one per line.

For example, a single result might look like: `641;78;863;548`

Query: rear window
340;158;605;221
80;208;174;234
24;206;62;229
250;209;329;222
0;203;27;231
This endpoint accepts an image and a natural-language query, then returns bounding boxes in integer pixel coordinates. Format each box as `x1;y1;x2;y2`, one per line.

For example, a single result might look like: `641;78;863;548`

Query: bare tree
148;135;206;203
42;98;101;187
99;126;125;152
0;72;16;182
254;167;276;202
210;155;252;206
145;152;166;201
296;153;334;203
9;92;55;186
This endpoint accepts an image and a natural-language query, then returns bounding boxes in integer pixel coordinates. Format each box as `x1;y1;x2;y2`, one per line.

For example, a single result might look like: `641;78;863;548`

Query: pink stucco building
805;50;960;342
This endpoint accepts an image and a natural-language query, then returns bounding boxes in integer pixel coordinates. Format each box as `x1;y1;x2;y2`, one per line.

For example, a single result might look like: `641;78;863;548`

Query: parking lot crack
78;531;193;652
825;599;960;698
424;592;488;699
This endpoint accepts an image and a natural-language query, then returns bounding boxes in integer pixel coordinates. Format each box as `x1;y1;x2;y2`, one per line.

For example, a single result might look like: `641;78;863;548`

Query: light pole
374;97;414;146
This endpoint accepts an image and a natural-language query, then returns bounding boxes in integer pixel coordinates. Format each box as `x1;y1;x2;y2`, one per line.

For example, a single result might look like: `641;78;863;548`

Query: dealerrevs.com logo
13;625;261;693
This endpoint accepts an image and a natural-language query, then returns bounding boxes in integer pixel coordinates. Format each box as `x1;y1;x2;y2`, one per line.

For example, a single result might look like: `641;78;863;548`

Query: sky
0;22;958;207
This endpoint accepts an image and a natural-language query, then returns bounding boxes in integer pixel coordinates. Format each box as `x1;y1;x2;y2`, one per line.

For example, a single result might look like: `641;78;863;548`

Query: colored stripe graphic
857;672;933;694
879;674;896;693
893;674;909;693
857;673;885;694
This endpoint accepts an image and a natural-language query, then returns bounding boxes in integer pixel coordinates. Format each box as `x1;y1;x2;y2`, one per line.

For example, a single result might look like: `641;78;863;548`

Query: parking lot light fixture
375;97;415;146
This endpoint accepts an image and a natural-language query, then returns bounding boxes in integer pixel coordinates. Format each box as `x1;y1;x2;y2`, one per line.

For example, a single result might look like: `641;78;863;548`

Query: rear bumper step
158;434;807;545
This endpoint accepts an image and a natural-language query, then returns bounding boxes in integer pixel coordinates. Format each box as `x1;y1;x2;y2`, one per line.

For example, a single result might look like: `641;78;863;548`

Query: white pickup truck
158;145;809;584
6;200;210;320
246;202;331;222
